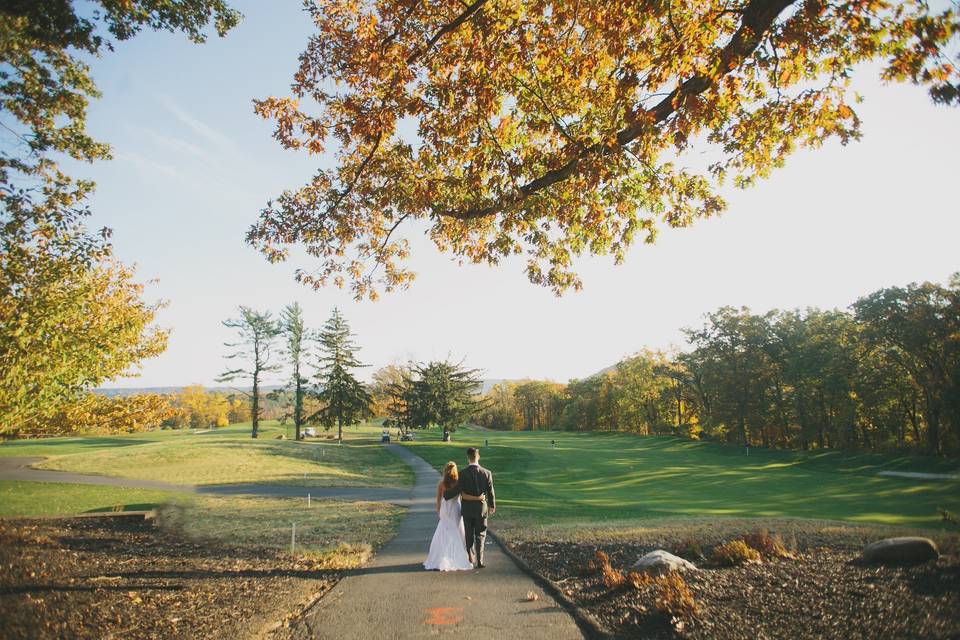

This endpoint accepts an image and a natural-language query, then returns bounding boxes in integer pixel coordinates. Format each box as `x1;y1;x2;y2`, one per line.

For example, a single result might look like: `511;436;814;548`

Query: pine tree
313;308;371;443
217;307;281;439
405;360;485;442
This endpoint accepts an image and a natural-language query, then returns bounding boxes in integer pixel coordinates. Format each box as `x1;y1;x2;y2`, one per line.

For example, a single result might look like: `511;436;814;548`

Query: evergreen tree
313;308;371;443
405;360;485;442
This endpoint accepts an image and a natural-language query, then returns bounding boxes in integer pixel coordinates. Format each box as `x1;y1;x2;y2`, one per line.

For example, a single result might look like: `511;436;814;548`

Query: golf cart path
287;444;583;640
0;456;410;503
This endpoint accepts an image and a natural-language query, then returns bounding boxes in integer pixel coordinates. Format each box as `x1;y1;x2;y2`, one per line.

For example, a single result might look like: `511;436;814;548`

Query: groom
444;447;495;568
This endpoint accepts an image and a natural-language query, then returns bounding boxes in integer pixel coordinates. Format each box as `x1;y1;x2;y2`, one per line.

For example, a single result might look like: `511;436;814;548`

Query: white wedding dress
423;496;474;571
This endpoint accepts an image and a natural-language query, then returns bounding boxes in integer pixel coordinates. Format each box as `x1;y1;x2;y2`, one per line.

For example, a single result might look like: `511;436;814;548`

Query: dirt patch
0;516;339;640
504;524;960;639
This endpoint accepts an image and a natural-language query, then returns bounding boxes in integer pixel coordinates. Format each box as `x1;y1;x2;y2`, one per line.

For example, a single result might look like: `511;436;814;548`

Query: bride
423;461;474;571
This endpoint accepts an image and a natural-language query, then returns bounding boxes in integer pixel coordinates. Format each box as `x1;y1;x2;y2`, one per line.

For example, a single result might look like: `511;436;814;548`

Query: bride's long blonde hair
442;461;459;489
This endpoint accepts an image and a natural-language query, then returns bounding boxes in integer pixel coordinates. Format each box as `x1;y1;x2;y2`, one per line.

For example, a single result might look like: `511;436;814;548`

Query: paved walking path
287;444;583;639
0;457;410;504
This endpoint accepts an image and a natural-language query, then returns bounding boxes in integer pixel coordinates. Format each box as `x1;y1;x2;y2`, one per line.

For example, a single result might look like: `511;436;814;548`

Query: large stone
862;537;939;564
632;550;697;575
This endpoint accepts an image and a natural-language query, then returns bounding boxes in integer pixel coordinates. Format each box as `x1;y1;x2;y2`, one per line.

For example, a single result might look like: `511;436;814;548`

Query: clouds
160;95;237;152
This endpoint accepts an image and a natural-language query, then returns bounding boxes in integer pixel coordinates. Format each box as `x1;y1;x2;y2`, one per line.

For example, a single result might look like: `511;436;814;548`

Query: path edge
488;529;613;639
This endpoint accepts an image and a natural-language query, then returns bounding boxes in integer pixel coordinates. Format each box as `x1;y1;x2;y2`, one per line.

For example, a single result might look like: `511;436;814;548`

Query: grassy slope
8;421;412;489
403;427;960;529
161;495;404;563
0;481;185;517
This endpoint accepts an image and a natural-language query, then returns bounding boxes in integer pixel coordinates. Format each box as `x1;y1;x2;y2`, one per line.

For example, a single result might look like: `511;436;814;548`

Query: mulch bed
509;537;960;639
0;516;338;640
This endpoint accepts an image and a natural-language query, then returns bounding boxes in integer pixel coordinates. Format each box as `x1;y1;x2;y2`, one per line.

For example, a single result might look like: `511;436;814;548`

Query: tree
249;0;958;299
41;392;173;436
853;277;960;454
281;302;310;441
404;360;485;441
512;379;564;430
217;307;281;439
615;350;674;435
312;308;371;443
1;1;239;433
370;363;410;418
0;258;168;433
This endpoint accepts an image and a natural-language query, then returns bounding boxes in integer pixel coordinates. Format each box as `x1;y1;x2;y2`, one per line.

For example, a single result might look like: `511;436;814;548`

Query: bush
626;570;653;589
653;573;698;617
672;538;706;560
710;540;761;566
740;532;795;559
602;563;625;589
586;549;626;589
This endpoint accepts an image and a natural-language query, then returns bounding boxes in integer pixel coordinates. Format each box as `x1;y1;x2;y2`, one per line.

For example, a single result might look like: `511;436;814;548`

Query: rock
862;537;939;564
632;550;697;575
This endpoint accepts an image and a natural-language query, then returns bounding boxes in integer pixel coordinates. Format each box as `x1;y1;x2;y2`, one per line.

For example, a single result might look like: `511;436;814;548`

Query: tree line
475;276;960;456
218;305;485;442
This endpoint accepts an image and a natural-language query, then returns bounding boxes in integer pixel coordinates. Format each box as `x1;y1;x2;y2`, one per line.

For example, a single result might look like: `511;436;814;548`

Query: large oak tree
250;0;958;299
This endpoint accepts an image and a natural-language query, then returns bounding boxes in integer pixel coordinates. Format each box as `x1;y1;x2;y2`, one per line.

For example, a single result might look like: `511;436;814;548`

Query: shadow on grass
84;502;164;513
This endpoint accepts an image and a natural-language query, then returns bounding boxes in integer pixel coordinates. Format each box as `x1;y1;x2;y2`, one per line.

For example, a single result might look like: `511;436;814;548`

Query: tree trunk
252;372;259;439
294;376;303;441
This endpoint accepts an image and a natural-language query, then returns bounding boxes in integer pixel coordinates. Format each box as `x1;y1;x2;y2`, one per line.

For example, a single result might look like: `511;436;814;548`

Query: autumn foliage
36;393;173;437
250;0;959;298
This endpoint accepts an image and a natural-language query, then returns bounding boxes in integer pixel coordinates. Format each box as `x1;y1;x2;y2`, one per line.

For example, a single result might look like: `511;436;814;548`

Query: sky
74;0;959;389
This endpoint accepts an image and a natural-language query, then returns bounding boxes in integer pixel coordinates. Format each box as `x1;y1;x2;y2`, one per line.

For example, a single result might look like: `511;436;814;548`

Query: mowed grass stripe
402;427;960;528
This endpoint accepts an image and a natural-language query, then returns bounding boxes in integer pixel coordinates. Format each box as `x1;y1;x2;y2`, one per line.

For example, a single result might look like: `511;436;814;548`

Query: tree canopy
474;274;960;455
250;0;958;299
1;0;240;433
399;360;485;441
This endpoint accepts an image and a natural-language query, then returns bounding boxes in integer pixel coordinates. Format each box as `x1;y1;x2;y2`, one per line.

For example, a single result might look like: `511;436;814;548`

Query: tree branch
440;0;798;220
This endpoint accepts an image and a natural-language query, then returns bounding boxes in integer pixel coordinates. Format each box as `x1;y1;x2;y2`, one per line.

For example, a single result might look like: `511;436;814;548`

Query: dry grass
740;531;796;559
156;495;403;560
653;573;698;617
711;539;762;566
625;570;654;589
307;542;374;569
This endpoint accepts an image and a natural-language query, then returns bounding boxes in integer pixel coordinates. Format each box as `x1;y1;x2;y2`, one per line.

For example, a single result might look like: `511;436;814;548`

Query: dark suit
444;463;495;566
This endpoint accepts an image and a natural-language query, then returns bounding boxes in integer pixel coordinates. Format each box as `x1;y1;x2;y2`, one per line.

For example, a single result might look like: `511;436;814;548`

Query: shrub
673;538;705;560
626;570;653;589
710;540;761;566
653;573;698;617
740;532;795;560
588;548;626;589
584;548;609;574
602;563;626;589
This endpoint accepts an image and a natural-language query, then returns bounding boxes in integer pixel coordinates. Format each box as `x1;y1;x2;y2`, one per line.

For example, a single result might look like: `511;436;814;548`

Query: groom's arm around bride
445;447;495;567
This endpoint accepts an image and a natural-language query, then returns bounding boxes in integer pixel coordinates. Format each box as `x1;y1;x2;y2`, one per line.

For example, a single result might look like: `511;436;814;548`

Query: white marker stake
307;493;311;507
291;522;297;554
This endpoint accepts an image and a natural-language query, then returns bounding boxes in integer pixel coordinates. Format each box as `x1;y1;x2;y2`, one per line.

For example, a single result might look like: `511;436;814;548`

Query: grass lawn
0;481;185;517
402;426;960;529
6;421;412;489
159;495;404;565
